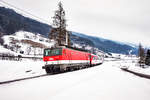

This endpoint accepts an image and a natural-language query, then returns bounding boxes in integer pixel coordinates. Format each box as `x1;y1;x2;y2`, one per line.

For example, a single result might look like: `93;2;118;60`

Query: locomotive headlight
49;58;54;60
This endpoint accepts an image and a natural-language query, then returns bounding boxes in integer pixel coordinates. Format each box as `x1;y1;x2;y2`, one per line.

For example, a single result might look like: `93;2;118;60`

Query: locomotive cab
43;48;62;62
43;47;64;73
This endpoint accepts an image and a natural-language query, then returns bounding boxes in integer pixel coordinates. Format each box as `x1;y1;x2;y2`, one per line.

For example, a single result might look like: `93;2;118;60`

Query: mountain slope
0;7;50;35
72;32;137;54
0;6;137;55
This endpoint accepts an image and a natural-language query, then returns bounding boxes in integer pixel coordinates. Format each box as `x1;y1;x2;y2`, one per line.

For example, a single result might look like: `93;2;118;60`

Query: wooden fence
0;53;42;61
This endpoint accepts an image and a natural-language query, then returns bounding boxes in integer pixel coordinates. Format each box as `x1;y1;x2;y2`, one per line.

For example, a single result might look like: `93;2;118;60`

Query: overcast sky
1;0;150;46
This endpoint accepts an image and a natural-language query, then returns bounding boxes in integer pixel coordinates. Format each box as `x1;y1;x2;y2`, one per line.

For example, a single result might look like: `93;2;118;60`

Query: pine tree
145;49;150;66
49;2;70;46
138;43;145;67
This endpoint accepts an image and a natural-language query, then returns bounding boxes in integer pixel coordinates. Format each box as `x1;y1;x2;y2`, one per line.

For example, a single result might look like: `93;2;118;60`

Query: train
42;45;103;73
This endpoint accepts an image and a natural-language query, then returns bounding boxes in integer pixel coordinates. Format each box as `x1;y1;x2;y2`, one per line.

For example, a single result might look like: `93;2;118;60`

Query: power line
0;0;50;25
0;1;5;6
0;0;49;23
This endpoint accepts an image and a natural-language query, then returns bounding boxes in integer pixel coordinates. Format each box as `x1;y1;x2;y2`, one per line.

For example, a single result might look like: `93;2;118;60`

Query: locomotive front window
44;48;62;56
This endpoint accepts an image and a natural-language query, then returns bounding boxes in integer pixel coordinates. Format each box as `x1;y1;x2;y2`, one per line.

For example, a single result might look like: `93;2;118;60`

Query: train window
93;57;95;60
44;48;62;56
44;49;51;56
93;57;97;60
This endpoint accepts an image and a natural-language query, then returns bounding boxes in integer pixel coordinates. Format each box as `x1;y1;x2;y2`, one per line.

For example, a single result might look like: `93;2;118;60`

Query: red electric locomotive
42;46;103;73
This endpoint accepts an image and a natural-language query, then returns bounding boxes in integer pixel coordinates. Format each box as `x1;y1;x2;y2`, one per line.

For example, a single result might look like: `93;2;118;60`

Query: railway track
0;69;82;85
0;63;102;85
0;74;49;85
0;69;83;85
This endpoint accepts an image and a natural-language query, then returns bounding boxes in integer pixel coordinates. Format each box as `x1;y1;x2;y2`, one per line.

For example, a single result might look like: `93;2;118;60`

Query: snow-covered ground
0;59;150;100
0;60;46;82
117;59;150;76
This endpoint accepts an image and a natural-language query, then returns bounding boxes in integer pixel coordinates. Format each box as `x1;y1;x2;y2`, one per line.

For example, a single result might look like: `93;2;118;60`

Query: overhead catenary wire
0;0;50;25
0;1;5;6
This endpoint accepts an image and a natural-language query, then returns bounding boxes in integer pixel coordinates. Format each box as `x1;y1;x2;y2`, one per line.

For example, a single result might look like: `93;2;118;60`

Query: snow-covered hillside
1;31;104;57
2;31;55;57
0;45;18;56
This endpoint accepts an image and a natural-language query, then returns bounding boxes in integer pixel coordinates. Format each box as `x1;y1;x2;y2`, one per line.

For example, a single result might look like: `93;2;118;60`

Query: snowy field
0;60;46;82
0;59;150;100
